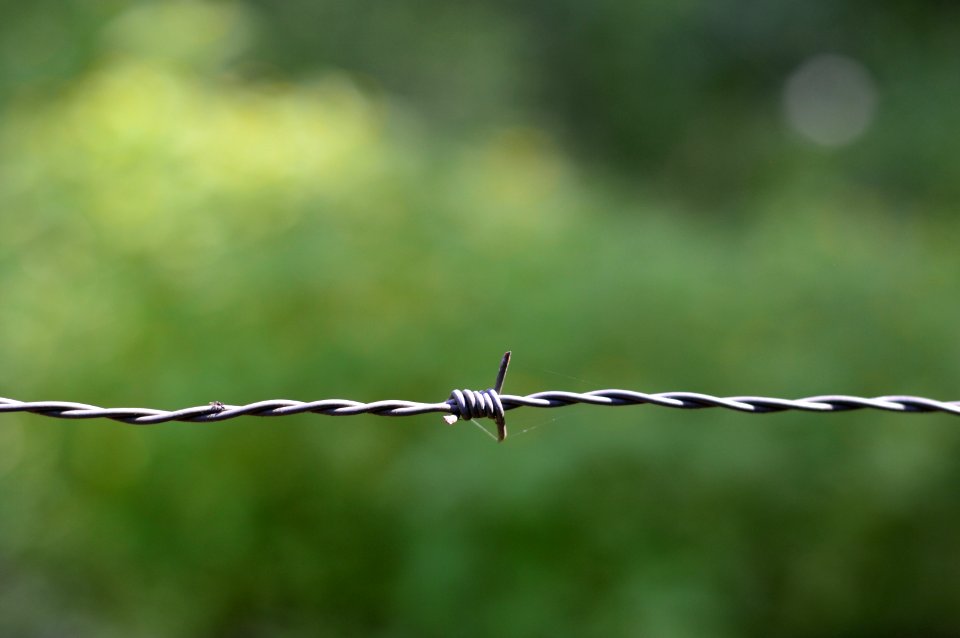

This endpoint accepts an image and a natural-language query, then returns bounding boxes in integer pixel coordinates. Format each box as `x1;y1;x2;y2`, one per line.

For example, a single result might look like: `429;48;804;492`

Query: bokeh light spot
782;54;877;147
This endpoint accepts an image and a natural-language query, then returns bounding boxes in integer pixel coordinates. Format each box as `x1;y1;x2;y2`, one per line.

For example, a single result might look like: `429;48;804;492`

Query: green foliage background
1;2;960;636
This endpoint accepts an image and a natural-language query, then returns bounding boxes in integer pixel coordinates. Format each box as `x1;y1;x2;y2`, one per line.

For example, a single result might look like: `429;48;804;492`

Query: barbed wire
2;352;958;441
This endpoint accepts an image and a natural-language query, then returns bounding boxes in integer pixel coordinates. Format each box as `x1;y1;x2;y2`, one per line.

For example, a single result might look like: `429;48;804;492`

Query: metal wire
2;352;958;441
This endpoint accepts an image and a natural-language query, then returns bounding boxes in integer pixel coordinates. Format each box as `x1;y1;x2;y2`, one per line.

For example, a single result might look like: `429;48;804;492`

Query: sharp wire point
494;351;511;394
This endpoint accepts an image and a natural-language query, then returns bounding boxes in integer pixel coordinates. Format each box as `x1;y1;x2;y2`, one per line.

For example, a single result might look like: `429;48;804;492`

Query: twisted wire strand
2;352;958;441
2;392;959;422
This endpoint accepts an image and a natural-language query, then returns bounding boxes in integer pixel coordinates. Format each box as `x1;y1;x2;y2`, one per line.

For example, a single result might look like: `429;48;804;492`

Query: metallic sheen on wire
2;351;958;441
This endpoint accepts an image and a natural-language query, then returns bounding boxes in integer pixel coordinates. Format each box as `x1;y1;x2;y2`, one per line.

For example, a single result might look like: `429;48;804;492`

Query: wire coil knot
442;352;511;441
447;387;504;423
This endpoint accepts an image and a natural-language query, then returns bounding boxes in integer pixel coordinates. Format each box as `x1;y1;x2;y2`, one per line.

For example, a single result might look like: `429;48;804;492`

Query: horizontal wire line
2;391;959;425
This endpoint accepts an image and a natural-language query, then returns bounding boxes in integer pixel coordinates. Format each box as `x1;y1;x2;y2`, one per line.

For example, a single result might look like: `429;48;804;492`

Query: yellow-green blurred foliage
1;2;960;636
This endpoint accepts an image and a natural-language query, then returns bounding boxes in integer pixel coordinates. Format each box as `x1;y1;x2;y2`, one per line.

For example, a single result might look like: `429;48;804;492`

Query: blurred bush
1;1;959;636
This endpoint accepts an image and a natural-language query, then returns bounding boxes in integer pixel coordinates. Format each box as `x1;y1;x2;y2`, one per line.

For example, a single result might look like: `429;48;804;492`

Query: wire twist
443;351;511;440
2;352;959;441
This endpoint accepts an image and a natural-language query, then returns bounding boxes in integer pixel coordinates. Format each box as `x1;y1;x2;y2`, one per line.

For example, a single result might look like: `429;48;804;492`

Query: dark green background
1;1;959;636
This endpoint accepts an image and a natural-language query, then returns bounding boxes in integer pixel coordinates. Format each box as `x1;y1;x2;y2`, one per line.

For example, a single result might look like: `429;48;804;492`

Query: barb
443;351;511;441
2;352;959;441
